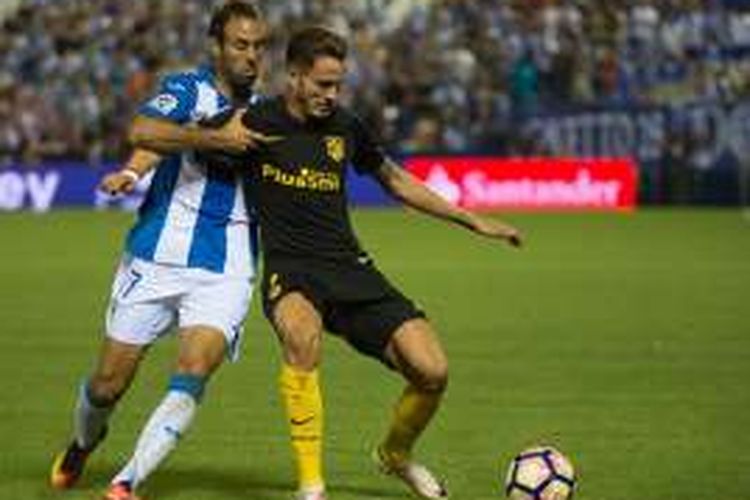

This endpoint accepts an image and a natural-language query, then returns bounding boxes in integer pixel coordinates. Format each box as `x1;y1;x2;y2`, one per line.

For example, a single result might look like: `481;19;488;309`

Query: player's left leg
51;338;147;490
271;291;327;499
378;318;449;499
104;325;226;499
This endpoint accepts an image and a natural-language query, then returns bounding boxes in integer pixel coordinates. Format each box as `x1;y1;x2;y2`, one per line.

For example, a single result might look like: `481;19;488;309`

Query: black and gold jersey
241;96;385;262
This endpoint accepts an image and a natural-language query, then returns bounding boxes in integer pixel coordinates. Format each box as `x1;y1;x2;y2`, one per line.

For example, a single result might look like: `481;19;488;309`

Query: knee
273;294;323;370
175;341;223;377
390;320;449;393
277;310;318;342
403;354;448;393
283;321;319;351
283;330;321;370
417;360;449;393
176;326;228;376
276;316;321;369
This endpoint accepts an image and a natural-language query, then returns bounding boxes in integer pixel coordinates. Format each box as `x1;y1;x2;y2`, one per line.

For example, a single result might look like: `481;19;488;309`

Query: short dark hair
286;26;347;70
208;1;260;43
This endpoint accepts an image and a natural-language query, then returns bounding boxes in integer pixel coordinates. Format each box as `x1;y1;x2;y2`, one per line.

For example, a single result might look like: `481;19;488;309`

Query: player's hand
211;109;282;153
99;170;140;196
467;214;523;248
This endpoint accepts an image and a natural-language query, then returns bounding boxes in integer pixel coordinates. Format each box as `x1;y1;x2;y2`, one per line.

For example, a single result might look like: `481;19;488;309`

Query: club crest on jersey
324;136;345;163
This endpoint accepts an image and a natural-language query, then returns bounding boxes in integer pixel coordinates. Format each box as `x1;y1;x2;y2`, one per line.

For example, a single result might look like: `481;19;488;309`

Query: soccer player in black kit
240;27;522;500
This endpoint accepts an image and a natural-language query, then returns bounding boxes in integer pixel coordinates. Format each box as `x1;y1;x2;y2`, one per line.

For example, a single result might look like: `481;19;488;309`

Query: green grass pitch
1;209;748;499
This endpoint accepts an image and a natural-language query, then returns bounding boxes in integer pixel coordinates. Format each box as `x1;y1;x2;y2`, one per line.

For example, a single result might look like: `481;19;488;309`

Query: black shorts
261;256;426;364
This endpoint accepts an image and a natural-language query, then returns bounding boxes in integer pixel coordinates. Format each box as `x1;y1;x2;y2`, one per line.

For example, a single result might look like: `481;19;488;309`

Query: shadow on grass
130;464;405;499
328;484;405;498
143;464;288;499
146;465;407;499
25;457;407;499
20;460;282;499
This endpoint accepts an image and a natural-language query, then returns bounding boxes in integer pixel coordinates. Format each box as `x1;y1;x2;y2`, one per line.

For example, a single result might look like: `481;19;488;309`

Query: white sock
74;381;113;449
111;390;197;488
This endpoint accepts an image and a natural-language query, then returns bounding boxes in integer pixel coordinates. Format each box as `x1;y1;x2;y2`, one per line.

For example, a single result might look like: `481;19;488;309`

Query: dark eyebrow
233;33;269;46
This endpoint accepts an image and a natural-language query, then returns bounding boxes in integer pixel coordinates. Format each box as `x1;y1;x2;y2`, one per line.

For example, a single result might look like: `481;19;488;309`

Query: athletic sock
380;384;442;466
279;363;324;491
74;380;114;450
110;374;204;488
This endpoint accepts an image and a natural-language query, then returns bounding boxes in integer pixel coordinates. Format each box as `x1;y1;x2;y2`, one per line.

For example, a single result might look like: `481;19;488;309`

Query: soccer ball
504;446;576;500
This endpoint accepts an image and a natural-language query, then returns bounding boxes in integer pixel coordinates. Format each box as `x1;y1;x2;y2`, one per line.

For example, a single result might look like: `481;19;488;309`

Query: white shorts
105;255;254;361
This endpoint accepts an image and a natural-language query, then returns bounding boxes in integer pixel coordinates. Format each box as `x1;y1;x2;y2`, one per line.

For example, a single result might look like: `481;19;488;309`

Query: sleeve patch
146;93;179;114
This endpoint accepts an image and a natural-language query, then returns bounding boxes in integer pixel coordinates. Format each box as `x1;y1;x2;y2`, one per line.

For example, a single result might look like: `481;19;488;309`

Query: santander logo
461;169;622;207
410;157;637;211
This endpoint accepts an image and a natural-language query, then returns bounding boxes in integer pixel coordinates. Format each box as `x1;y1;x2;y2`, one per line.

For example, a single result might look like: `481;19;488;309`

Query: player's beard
229;72;257;101
309;98;334;119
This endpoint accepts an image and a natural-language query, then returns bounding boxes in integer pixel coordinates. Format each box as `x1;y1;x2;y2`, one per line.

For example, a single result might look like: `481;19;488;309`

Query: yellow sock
381;384;442;466
279;364;324;490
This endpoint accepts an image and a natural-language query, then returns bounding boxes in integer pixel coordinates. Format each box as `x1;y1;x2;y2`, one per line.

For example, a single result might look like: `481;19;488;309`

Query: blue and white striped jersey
125;64;258;277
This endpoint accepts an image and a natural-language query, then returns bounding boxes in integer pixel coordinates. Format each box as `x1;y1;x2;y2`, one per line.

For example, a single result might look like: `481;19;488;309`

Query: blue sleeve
137;73;197;124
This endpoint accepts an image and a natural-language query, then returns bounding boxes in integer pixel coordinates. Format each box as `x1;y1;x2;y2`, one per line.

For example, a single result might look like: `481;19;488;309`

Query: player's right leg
105;326;226;498
104;266;253;499
51;338;146;489
270;291;327;499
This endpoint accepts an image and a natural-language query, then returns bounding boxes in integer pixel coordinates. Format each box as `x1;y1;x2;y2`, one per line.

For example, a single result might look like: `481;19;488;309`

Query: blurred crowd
3;0;750;165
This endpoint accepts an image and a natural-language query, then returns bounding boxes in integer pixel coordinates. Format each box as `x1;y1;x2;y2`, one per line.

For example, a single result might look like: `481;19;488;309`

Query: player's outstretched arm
375;157;523;247
99;149;162;195
129;110;278;155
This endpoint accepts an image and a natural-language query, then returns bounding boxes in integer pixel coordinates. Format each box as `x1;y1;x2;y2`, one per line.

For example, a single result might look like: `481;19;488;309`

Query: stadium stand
2;0;750;165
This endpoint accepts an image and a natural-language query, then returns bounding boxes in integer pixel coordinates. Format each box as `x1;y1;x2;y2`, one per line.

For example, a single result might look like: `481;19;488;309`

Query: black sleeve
197;106;236;129
350;114;385;175
240;105;257;129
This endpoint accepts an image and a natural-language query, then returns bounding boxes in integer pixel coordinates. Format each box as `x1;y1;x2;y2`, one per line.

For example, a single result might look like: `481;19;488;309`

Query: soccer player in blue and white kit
50;3;274;499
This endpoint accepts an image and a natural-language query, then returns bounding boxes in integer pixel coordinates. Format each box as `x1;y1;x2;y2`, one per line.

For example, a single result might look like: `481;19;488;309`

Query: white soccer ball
504;446;576;500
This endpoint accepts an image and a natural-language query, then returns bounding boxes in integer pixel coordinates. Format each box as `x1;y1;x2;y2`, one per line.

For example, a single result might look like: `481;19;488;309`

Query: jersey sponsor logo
147;93;179;114
324;135;345;163
261;163;341;193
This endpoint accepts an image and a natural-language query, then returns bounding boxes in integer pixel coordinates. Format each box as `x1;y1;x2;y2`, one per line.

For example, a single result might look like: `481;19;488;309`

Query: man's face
216;16;268;91
293;56;345;119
